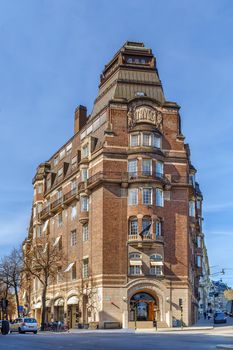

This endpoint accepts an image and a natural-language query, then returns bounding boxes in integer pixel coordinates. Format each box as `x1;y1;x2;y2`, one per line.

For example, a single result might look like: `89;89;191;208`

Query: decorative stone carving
128;105;163;130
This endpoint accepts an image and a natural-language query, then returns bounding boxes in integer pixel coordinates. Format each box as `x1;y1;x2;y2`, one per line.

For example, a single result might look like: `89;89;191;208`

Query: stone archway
130;291;157;322
127;279;168;327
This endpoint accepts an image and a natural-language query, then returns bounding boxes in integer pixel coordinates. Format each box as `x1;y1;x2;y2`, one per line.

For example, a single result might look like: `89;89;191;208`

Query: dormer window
54;156;59;166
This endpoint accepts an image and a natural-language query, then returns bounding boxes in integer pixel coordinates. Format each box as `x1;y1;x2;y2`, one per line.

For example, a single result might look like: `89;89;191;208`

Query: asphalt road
1;332;233;350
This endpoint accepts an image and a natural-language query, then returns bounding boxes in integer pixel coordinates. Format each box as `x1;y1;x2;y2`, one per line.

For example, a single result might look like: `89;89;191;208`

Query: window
129;218;138;236
128;188;138;205
197;236;202;248
71;263;77;280
83;224;89;241
82;144;89;158
142;133;151;146
142;159;152;176
71;180;77;194
60;149;65;159
81;168;88;181
57;189;62;199
66;143;72;155
153;134;161;148
37;225;42;237
142;218;151;235
83;258;89;278
129;252;141;259
37;203;42;213
197;200;201;210
130;134;139;147
71;230;77;246
129;265;141;275
81;196;89;212
71;156;77;169
189;174;195;186
150;266;163;275
58;213;63;227
150;254;162;261
156;188;164;207
38;184;43;194
197;256;202;267
58;168;63;177
189;201;195;217
155;220;162;237
54;156;59;166
71;203;77;219
156;161;164;177
128;159;137;176
142;188;152;205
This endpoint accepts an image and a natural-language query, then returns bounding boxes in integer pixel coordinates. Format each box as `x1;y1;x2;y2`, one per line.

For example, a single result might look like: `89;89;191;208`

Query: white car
10;317;38;334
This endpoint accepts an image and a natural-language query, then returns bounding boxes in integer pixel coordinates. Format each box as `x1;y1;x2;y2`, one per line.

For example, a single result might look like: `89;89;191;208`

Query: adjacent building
22;41;208;328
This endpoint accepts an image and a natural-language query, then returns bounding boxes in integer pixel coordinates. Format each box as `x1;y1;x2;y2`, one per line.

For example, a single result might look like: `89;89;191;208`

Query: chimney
74;105;87;134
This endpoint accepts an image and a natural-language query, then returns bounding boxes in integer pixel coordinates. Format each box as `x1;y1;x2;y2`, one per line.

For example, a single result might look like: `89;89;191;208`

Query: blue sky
0;0;233;286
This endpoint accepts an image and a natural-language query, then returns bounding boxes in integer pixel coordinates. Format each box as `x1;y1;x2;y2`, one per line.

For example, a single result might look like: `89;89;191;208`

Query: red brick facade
23;42;205;328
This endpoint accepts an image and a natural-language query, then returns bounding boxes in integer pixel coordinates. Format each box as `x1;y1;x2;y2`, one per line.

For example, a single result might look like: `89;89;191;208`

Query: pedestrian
203;311;206;319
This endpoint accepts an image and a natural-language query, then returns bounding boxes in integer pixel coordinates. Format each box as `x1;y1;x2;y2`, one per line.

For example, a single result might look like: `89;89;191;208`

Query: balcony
63;188;77;204
79;210;89;223
39;205;50;220
50;197;63;212
128;172;169;185
87;171;170;189
128;234;164;248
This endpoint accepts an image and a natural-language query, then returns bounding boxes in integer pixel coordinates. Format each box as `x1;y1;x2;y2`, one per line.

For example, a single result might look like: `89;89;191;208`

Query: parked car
214;312;227;324
10;317;38;334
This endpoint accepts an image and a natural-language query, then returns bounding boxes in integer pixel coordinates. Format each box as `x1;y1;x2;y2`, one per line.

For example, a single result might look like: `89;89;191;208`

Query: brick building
23;41;206;328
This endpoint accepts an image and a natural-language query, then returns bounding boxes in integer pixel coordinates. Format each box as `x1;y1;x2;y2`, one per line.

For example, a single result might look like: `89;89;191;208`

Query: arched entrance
130;292;158;322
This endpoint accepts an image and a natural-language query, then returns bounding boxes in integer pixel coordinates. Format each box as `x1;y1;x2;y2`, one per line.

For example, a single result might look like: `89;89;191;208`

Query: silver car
10;317;38;334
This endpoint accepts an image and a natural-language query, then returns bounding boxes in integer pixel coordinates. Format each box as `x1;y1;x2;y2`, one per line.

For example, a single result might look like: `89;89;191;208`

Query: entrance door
130;292;157;321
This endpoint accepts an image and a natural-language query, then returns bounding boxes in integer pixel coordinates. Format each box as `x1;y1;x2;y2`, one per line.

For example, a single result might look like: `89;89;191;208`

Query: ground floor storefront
27;278;198;329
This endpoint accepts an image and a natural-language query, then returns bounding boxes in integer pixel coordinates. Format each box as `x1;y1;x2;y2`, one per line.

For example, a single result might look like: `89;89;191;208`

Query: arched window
150;254;162;261
129;252;141;260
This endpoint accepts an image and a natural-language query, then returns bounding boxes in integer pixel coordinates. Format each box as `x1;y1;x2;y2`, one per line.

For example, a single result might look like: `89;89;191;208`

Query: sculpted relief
128;105;163;130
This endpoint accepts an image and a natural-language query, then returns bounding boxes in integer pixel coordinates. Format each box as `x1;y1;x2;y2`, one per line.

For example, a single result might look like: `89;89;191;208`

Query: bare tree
23;235;66;331
0;248;22;318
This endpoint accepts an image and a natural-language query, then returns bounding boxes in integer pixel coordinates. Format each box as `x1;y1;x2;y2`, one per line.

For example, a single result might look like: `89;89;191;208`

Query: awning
54;298;64;307
64;262;74;272
150;261;163;266
53;236;61;247
67;296;79;305
42;219;49;232
129;260;142;266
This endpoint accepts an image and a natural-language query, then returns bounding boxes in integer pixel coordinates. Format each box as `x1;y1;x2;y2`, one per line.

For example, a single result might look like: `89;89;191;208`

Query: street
1;329;233;350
